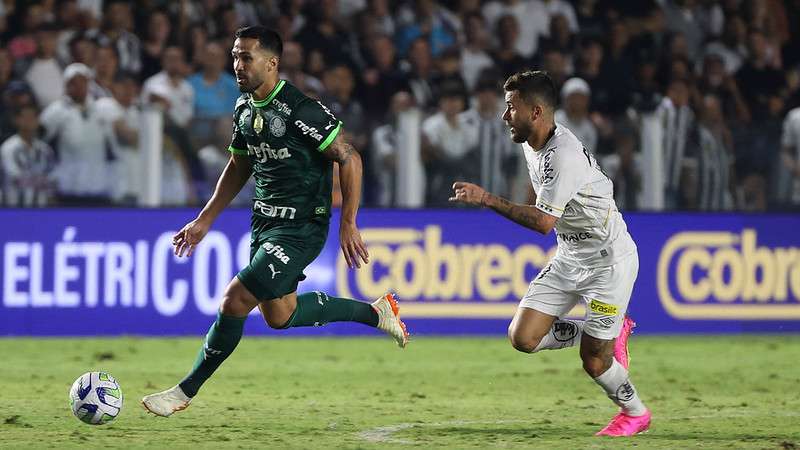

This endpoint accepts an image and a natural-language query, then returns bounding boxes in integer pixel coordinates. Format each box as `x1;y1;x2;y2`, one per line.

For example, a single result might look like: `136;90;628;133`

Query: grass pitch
1;335;798;449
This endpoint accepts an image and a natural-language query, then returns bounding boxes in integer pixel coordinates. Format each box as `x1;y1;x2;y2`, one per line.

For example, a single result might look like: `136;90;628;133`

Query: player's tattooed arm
324;135;357;166
323;134;370;269
450;181;557;235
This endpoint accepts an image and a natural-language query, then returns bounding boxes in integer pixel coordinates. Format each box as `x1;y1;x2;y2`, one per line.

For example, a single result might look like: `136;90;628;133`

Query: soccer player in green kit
142;26;409;417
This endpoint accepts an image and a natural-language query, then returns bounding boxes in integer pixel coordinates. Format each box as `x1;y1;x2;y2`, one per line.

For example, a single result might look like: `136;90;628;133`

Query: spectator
491;14;529;80
691;94;736;211
555;77;597;154
321;64;368;151
482;0;548;59
95;72;140;204
540;47;570;90
735;28;785;121
431;48;468;106
600;130;642;211
362;35;408;120
140;9;171;81
0;104;56;207
370;91;424;207
462;72;519;200
24;23;63;108
704;15;748;74
395;0;459;57
781;104;800;208
197;118;254;208
40;63;116;205
662;0;706;61
295;0;353;68
1;81;36;142
655;78;695;209
7;2;44;61
539;13;577;59
696;53;750;124
188;41;239;146
360;0;395;38
97;0;141;75
68;32;97;68
459;12;493;92
91;44;119;99
402;36;436;112
141;46;204;200
542;0;579;33
421;80;475;206
142;46;194;130
279;41;324;97
186;24;209;72
54;0;81;65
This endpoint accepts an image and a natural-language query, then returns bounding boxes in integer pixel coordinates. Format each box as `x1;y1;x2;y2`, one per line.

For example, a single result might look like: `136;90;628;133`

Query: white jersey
523;124;636;268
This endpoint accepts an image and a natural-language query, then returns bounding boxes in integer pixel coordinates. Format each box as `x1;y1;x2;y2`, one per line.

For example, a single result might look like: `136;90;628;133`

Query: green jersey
228;80;342;223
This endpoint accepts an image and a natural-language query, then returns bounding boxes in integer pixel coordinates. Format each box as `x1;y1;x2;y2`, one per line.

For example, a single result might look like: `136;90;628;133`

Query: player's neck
252;76;280;102
528;122;557;151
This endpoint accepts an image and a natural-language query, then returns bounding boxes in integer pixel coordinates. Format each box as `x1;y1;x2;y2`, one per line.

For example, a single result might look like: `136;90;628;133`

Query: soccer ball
69;372;123;425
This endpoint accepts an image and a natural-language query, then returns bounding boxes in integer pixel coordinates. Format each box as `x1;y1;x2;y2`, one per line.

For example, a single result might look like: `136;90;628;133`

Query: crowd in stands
1;0;800;211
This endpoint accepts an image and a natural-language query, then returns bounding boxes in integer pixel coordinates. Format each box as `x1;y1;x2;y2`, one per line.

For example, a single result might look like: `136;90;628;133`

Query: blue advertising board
1;209;799;335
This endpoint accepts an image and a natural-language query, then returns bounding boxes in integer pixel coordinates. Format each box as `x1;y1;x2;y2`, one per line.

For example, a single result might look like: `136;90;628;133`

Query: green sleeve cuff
228;145;248;155
318;121;342;152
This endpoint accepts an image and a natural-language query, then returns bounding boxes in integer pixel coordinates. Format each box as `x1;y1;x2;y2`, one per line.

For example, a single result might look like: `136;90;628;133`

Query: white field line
356;412;800;444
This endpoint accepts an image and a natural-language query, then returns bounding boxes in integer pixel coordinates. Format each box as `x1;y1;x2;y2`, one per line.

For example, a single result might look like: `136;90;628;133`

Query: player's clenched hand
340;221;369;269
449;181;488;206
172;218;211;257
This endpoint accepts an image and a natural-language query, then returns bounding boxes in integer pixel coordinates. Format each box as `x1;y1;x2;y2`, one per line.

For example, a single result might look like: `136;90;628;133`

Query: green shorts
236;216;328;301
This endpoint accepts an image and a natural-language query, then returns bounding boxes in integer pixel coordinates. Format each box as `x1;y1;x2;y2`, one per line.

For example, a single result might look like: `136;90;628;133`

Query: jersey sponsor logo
271;99;292;115
324;120;336;131
541;149;555;184
658;229;800;319
269;116;286;137
247;142;291;162
262;242;291;264
589;299;618;316
557;232;593;242
294;120;324;142
253;200;297;220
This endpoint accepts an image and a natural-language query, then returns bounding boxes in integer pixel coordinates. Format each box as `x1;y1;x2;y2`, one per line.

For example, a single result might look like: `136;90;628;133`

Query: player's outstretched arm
324;134;370;269
449;181;557;235
173;153;252;257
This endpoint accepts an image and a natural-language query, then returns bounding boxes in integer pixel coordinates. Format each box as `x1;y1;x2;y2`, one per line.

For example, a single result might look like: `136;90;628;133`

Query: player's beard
509;121;531;143
238;74;264;93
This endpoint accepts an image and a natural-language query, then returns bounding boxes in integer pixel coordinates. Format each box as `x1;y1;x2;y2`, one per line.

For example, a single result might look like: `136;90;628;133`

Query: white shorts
519;251;639;340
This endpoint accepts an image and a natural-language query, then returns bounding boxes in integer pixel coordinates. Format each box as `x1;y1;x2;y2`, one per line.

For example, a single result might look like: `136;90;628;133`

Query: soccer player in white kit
450;70;651;436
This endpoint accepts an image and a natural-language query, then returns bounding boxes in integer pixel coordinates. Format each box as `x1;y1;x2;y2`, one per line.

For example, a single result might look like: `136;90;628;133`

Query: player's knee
263;311;292;329
220;294;251;317
508;328;541;353
580;352;612;377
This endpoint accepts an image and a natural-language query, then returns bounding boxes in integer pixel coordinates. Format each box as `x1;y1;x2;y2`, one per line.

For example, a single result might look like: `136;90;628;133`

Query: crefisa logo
657;229;800;319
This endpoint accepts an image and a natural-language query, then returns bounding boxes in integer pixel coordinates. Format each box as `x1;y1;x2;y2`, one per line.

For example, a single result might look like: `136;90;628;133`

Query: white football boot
141;385;192;417
371;292;409;348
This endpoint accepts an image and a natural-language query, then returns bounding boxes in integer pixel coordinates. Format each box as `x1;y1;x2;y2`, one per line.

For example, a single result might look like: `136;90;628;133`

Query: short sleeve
292;99;342;152
228;117;248;155
534;147;587;218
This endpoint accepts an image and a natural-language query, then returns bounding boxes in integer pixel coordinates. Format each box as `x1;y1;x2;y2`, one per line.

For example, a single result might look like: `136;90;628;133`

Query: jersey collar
250;79;285;108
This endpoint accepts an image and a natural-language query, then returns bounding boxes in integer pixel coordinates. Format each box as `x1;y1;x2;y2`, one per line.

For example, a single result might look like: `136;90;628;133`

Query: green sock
281;291;379;328
179;312;246;397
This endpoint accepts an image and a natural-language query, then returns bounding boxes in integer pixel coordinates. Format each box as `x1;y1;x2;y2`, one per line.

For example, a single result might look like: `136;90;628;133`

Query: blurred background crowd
1;0;800;211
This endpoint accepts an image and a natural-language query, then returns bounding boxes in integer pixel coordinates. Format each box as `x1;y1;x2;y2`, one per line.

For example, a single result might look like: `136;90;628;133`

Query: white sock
593;358;647;416
532;319;584;352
